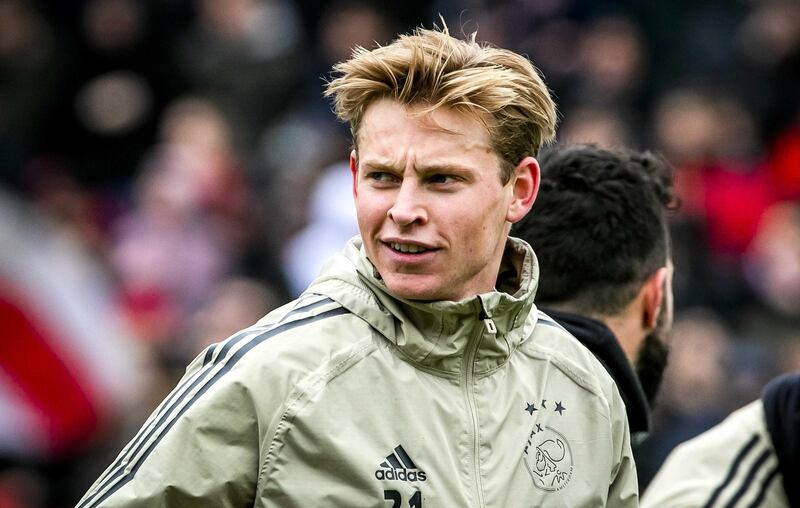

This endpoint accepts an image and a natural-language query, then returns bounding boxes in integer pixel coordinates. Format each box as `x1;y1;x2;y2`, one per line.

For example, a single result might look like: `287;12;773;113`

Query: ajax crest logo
523;425;573;491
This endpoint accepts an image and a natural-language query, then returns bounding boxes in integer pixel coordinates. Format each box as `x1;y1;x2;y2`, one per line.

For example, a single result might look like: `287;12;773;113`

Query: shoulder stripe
279;295;340;322
537;316;566;332
79;302;347;508
201;296;337;367
703;434;760;508
202;343;215;366
746;465;780;508
722;448;772;508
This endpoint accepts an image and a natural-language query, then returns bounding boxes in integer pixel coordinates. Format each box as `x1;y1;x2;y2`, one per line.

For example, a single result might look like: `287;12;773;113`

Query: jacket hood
306;236;540;376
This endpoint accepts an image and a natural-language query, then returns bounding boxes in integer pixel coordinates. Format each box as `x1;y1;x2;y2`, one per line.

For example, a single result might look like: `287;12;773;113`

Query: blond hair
325;25;557;183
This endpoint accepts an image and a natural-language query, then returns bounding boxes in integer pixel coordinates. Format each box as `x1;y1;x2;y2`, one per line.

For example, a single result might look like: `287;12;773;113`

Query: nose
387;179;427;227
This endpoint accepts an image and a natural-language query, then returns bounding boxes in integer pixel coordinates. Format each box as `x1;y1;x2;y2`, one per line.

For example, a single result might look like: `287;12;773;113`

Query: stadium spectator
109;98;238;345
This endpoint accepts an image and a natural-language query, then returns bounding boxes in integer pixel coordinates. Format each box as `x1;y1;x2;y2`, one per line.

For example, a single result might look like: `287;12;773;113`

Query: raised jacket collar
307;236;539;377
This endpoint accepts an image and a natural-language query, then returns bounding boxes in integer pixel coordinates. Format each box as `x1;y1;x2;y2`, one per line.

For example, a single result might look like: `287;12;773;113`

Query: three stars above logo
524;400;566;416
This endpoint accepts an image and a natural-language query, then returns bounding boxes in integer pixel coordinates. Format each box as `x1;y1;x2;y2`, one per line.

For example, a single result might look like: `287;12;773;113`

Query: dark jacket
762;372;800;507
543;308;650;435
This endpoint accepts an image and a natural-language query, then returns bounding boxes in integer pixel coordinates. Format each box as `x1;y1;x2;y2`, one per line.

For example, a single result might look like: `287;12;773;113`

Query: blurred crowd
0;0;798;505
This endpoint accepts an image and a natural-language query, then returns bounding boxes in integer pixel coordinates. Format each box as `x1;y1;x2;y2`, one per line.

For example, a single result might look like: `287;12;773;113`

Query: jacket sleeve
641;400;788;507
76;344;262;508
606;382;640;507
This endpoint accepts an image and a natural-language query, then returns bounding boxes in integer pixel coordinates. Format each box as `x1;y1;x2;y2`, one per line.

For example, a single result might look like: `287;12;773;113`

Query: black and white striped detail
374;445;427;482
380;445;418;470
537;312;567;332
78;295;347;508
702;433;781;508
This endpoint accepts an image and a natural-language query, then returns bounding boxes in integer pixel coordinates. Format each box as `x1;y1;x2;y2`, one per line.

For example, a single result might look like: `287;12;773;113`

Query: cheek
355;197;385;228
453;215;497;255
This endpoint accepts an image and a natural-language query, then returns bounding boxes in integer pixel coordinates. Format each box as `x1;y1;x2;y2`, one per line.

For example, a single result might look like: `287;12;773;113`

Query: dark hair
513;144;676;315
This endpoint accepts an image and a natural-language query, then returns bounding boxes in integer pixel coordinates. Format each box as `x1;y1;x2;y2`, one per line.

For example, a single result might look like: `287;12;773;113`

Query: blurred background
0;0;798;505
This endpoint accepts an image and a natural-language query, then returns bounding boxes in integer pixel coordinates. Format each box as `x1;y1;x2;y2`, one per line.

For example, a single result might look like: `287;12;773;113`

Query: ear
506;156;540;223
641;267;668;329
349;150;358;198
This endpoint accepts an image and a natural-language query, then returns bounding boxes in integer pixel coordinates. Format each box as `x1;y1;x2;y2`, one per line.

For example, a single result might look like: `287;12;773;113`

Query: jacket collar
310;236;539;376
541;308;651;434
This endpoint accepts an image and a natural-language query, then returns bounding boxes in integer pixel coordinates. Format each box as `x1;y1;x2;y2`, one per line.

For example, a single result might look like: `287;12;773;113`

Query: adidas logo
374;445;427;482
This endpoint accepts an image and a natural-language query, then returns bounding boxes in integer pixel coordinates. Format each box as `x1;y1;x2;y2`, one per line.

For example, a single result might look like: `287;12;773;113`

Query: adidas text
374;468;427;482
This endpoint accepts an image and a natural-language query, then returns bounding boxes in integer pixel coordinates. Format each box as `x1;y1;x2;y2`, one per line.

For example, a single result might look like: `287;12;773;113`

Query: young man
642;373;799;507
514;144;676;442
78;28;637;507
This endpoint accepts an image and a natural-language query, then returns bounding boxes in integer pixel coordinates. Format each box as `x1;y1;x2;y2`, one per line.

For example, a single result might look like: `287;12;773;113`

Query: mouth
382;240;437;256
389;242;430;254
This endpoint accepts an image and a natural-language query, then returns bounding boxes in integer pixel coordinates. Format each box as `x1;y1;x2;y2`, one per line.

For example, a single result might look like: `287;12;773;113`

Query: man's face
635;262;674;405
351;99;520;301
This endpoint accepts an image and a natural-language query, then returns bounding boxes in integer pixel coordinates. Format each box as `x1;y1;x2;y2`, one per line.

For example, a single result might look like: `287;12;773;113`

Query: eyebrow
360;161;400;173
361;160;477;175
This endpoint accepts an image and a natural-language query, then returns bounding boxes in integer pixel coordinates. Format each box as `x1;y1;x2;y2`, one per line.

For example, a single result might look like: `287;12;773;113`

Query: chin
386;285;436;302
383;277;443;302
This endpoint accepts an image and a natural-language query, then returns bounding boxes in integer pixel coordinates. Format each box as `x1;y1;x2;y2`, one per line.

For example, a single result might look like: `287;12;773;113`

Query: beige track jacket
78;237;638;507
642;400;788;507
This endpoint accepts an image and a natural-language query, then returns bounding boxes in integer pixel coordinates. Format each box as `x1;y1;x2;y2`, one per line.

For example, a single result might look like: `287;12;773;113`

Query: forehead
357;99;497;168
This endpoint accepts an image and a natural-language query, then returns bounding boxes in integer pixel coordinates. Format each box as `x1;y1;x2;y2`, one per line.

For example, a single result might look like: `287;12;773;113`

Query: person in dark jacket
514;144;677;442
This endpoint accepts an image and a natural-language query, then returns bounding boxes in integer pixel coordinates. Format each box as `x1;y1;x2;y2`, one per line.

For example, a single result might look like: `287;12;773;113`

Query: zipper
462;297;497;507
